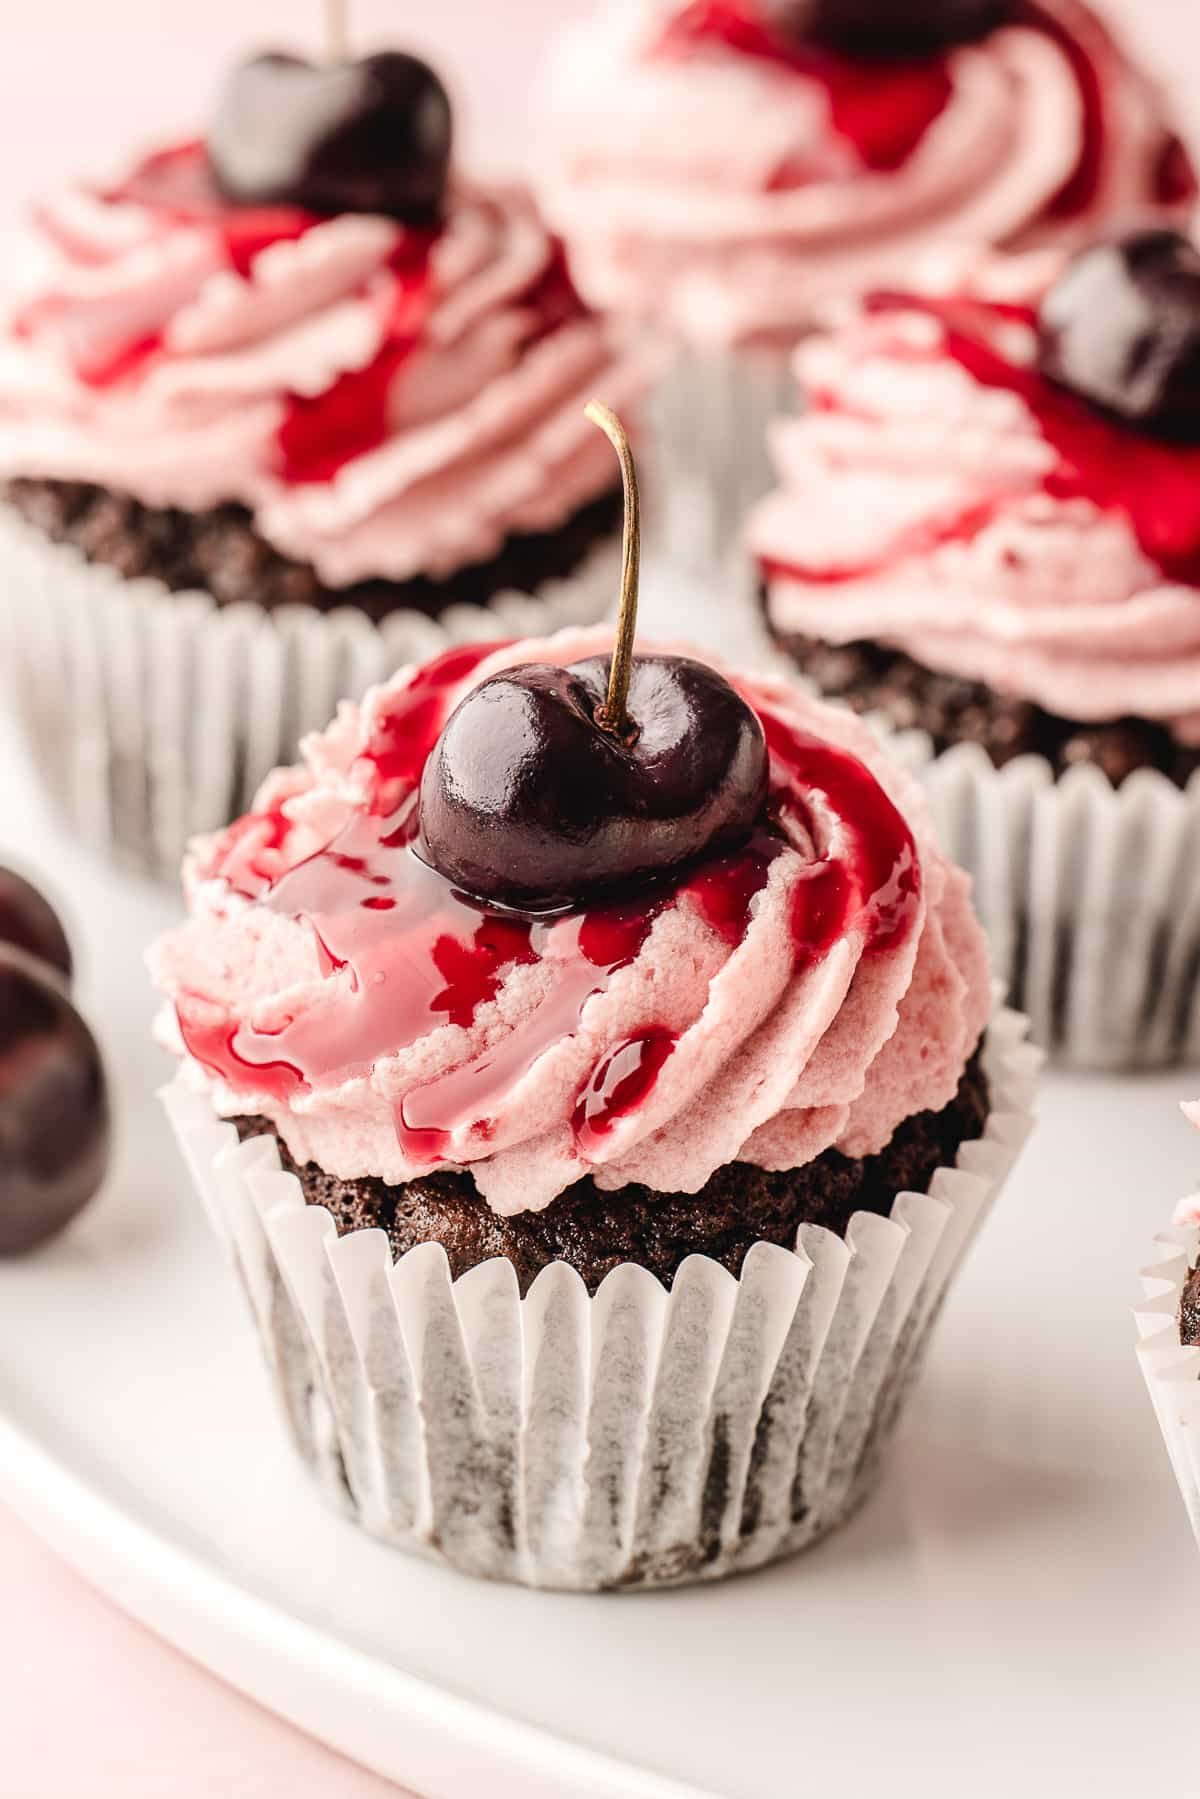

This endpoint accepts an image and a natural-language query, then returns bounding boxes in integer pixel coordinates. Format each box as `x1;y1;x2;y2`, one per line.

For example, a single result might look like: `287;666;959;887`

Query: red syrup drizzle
656;0;953;172
656;1;1193;220
765;292;1200;589
177;656;920;1170
103;139;320;276
58;139;439;482
572;1031;678;1155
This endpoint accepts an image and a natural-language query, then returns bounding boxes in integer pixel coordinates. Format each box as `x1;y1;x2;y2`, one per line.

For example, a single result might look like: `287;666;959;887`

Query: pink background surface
0;0;1197;1793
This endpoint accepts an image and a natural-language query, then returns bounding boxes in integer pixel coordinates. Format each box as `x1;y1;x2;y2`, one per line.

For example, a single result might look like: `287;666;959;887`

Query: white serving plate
0;695;1198;1799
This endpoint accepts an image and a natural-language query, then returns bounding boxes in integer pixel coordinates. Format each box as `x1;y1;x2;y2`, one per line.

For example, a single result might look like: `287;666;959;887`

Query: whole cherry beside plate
0;867;109;1254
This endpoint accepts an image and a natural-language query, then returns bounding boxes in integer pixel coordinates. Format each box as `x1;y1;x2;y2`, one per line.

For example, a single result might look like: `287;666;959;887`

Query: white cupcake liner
161;1003;1035;1591
890;733;1200;1069
1136;1224;1200;1538
646;344;796;579
0;503;620;883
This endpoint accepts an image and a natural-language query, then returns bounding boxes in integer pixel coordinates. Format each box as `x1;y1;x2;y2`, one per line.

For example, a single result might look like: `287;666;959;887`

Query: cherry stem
584;400;641;742
326;0;349;61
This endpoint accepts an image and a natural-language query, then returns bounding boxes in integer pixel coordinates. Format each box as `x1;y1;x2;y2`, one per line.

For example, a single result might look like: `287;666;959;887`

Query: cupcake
0;48;656;878
1136;1156;1200;1541
152;409;1034;1589
535;0;1194;565
750;232;1200;1067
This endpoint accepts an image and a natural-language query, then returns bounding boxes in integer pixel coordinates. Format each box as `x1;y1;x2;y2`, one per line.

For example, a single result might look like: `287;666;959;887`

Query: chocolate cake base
767;620;1200;790
4;479;622;625
1179;1266;1200;1344
233;1048;989;1295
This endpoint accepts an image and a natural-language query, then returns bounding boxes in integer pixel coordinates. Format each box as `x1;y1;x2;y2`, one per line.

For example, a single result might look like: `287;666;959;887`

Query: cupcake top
750;237;1200;744
535;0;1194;349
149;625;991;1217
0;141;656;587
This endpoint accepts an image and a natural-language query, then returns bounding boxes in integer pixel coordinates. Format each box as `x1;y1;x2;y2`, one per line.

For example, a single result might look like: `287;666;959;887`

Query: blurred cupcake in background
1135;1129;1200;1544
535;0;1194;566
749;232;1200;1066
0;47;657;879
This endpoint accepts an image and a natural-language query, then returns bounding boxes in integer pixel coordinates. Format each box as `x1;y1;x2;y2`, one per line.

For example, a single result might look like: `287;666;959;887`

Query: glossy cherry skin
208;51;452;224
419;655;769;911
0;947;109;1255
1038;231;1200;442
783;0;1010;55
0;868;71;983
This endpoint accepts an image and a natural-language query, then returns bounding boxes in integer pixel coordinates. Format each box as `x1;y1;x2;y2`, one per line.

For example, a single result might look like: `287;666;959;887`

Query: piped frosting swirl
0;143;658;586
535;0;1193;348
751;249;1200;741
149;628;991;1216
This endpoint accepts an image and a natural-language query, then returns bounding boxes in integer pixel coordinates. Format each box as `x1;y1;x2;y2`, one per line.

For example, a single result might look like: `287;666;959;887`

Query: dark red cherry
1038;231;1200;442
208;51;452;224
0;868;72;983
779;0;1010;55
0;947;109;1255
418;655;769;912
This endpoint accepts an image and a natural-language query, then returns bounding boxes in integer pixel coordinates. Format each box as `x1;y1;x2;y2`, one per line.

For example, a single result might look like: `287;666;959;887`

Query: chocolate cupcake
1136;1159;1200;1540
535;0;1193;567
750;236;1200;1066
153;417;1034;1585
0;52;656;877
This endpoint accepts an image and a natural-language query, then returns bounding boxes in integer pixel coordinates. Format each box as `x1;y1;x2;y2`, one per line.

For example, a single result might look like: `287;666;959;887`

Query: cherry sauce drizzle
657;1;1193;217
765;292;1200;588
177;651;920;1169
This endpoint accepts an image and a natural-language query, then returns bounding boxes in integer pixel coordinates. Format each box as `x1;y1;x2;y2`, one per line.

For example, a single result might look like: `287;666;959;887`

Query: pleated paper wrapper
161;1005;1035;1592
0;504;620;883
889;732;1200;1069
646;343;796;580
1137;1224;1200;1542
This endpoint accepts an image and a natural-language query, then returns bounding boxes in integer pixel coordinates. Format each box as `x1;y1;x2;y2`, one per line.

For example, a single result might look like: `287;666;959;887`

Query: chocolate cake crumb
5;479;622;625
1179;1264;1200;1345
766;618;1200;790
233;1047;989;1294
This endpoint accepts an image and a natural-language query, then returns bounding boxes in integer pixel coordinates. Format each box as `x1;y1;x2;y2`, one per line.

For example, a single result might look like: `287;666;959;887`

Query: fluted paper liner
648;344;795;579
0;504;620;882
1137;1225;1200;1539
162;1005;1035;1591
885;732;1200;1069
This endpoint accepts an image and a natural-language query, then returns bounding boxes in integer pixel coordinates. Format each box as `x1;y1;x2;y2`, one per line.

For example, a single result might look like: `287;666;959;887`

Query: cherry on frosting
208;50;452;224
419;655;770;912
1037;230;1200;442
417;405;769;910
0;867;72;983
783;0;1011;56
0;947;109;1255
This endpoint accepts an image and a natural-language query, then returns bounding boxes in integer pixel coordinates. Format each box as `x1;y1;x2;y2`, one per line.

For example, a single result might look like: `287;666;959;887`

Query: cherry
1038;230;1200;442
0;948;109;1255
208;50;452;224
419;405;768;912
419;656;769;911
780;0;1010;55
0;868;72;983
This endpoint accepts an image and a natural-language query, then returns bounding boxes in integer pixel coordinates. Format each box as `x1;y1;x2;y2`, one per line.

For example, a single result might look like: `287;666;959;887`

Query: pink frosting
535;0;1192;349
148;627;991;1217
750;251;1200;742
0;155;658;586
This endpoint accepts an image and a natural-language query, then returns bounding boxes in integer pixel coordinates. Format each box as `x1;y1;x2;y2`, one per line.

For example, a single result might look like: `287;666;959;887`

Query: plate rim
0;1405;717;1799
